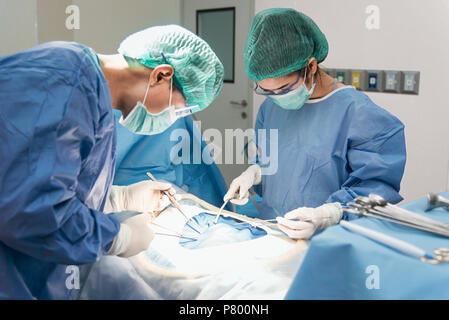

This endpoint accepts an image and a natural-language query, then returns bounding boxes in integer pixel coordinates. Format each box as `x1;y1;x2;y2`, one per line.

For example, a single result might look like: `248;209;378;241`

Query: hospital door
182;0;254;186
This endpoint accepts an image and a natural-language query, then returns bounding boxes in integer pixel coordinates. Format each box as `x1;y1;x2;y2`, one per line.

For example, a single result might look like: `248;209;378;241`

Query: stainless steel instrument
344;193;449;238
426;193;449;212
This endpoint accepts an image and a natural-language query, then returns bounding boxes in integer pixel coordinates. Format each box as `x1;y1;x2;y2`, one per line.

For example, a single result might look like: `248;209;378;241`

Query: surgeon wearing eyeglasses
224;8;406;239
0;25;223;299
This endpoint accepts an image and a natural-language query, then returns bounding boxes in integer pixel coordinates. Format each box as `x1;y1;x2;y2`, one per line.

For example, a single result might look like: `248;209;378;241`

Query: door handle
230;99;248;108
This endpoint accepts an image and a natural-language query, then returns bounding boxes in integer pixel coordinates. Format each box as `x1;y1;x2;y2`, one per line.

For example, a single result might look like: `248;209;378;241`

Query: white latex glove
104;180;177;214
276;203;343;239
106;214;154;258
223;164;262;205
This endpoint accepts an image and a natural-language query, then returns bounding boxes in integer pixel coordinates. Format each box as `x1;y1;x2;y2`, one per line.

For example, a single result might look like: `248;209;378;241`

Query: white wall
0;0;38;56
37;0;73;43
254;0;449;203
72;0;181;54
0;0;181;56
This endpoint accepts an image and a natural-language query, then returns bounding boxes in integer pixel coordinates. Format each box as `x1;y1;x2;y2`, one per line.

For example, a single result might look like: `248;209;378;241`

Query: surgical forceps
146;172;202;234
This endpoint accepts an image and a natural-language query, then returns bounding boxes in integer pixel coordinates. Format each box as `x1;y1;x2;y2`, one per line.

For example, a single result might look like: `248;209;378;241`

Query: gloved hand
106;214;154;258
104;180;177;214
223;164;262;205
276;203;343;239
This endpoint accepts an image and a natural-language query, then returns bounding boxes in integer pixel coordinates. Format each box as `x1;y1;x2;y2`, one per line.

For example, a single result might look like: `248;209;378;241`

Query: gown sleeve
325;97;406;210
0;47;120;265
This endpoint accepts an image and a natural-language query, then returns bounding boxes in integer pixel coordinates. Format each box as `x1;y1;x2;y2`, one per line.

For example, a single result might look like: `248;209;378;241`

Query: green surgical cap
118;25;224;111
244;8;328;82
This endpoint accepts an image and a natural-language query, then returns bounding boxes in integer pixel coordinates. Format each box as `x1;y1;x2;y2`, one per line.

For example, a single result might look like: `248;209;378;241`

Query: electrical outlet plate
401;71;420;94
365;70;384;92
384;70;402;93
335;69;351;85
350;70;367;91
327;68;418;94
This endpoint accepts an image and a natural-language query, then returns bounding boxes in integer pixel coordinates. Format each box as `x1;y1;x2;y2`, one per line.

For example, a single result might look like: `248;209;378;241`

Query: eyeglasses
254;68;305;96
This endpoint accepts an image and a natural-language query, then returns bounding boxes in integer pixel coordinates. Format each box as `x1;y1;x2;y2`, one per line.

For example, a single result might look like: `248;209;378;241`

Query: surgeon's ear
150;65;174;85
307;58;318;82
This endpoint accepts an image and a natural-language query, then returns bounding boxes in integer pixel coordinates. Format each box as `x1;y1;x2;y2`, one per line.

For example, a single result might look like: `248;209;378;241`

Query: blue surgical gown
0;42;120;299
112;110;229;208
253;87;406;219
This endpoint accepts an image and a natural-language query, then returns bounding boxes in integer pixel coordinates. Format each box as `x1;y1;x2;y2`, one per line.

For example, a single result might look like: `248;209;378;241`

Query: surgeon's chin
115;98;137;118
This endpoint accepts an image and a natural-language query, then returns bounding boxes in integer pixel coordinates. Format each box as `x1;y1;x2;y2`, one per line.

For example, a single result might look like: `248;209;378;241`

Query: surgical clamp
344;194;449;238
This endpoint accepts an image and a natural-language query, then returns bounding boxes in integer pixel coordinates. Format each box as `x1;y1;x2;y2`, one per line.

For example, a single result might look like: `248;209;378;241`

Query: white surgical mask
120;77;198;135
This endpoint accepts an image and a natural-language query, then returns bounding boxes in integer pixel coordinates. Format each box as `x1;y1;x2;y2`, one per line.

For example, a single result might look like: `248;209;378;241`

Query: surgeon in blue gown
224;8;406;240
0;25;224;299
112;109;228;207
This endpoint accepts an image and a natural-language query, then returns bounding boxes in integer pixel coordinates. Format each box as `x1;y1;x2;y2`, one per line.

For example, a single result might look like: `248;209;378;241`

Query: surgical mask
120;77;198;135
268;69;315;110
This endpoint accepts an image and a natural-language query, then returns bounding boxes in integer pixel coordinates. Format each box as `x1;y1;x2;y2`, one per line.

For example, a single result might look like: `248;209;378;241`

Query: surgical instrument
235;218;301;225
214;199;229;224
344;194;449;238
236;218;278;224
151;221;187;237
154;232;198;241
235;217;312;229
146;172;201;234
345;205;449;237
234;218;278;227
426;193;449;212
214;190;250;224
150;221;198;241
340;220;448;264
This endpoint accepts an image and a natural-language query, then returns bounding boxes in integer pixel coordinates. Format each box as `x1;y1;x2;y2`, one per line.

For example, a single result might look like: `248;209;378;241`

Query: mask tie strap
168;77;173;107
310;72;316;92
304;67;315;92
142;76;151;105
